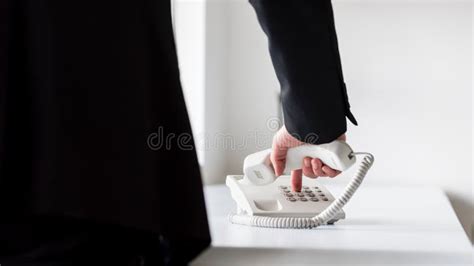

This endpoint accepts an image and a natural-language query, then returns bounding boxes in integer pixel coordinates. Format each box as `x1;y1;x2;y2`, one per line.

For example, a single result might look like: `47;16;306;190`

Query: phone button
287;197;297;202
298;198;308;202
310;197;319;202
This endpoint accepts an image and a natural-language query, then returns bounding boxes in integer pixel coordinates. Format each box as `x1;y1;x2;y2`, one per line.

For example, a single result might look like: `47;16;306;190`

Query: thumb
271;141;288;177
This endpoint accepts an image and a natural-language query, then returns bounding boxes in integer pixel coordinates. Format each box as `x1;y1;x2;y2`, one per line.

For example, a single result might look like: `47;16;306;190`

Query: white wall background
173;0;206;163
174;0;473;242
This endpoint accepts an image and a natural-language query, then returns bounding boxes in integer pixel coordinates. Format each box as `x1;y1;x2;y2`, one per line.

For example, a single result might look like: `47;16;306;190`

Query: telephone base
226;175;345;225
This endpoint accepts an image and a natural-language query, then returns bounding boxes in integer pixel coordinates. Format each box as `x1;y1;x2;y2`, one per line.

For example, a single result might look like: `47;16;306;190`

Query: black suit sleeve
249;0;357;144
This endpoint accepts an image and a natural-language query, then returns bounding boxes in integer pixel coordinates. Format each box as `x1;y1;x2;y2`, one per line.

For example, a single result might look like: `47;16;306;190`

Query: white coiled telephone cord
229;152;374;229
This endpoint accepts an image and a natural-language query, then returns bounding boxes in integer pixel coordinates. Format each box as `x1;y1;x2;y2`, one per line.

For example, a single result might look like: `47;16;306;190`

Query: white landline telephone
226;140;374;229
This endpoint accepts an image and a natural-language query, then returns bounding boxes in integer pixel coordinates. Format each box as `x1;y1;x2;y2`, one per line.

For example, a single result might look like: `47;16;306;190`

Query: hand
271;126;346;192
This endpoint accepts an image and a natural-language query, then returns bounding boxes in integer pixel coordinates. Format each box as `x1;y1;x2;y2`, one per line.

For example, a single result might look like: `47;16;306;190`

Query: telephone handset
226;140;374;229
242;140;356;185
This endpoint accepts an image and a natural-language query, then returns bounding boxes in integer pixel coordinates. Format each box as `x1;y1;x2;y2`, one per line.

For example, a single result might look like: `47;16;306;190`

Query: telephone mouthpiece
243;149;275;185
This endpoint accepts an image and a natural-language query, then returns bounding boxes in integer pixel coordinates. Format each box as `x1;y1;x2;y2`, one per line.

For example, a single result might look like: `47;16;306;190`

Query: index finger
291;169;303;192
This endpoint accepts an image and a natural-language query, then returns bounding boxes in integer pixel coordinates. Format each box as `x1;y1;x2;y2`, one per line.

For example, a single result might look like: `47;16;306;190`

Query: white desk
192;184;472;265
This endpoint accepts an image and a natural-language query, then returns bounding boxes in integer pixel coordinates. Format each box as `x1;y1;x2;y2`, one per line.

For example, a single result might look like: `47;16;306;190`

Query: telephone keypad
282;186;330;203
